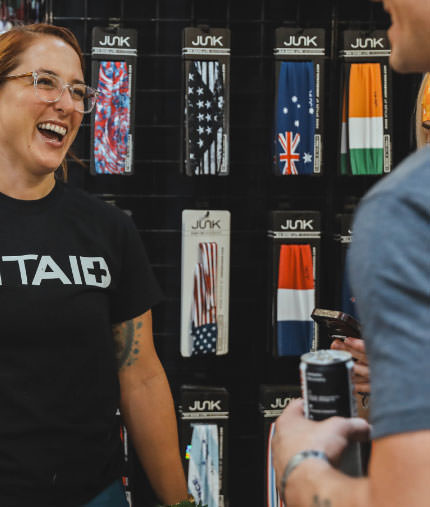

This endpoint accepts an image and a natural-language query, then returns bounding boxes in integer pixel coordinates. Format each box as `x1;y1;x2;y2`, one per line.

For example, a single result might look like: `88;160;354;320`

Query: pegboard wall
47;0;420;505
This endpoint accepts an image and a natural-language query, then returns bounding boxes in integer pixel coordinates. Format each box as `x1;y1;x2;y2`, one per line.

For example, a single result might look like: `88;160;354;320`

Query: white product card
181;210;230;357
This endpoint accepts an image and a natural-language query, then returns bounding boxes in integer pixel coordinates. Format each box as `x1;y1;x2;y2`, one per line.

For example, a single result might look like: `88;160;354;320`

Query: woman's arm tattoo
112;318;144;369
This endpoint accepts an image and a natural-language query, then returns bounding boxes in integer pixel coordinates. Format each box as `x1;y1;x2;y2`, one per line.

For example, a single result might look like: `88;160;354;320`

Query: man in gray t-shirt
349;146;430;440
271;1;430;506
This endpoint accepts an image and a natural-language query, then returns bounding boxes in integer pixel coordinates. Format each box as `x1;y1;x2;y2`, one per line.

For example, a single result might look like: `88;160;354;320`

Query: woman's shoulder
60;182;135;231
62;183;130;218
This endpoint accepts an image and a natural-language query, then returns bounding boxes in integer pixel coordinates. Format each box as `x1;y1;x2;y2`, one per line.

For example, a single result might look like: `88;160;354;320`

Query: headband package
180;210;230;357
339;30;392;175
273;28;326;176
260;385;301;507
181;27;231;176
334;213;358;319
90;27;137;175
116;409;134;506
268;211;321;357
179;385;229;507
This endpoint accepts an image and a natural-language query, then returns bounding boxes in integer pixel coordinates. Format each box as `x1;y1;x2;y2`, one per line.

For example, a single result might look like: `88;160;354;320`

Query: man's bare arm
273;400;430;507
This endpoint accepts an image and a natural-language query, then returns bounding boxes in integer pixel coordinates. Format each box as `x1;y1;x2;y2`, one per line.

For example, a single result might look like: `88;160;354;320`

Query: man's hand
272;399;370;494
331;337;370;394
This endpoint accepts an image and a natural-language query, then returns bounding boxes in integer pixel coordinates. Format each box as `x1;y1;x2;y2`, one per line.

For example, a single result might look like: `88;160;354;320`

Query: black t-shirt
0;182;162;506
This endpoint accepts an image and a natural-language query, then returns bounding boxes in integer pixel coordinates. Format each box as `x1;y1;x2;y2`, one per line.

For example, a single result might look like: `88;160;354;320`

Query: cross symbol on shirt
87;261;108;283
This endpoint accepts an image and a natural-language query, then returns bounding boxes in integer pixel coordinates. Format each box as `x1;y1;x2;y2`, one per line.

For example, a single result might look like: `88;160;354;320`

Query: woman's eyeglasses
3;71;99;114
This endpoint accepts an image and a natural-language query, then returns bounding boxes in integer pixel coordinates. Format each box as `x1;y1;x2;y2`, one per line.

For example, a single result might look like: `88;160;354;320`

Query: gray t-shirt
348;146;430;439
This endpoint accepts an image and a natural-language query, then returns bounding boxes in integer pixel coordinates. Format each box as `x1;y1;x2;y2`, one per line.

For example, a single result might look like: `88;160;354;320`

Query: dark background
47;0;420;505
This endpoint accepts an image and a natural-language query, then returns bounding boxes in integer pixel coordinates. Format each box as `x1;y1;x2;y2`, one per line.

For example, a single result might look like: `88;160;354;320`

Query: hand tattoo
312;495;332;507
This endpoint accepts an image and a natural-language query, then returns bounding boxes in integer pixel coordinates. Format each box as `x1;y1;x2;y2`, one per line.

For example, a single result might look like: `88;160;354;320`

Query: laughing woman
0;24;190;507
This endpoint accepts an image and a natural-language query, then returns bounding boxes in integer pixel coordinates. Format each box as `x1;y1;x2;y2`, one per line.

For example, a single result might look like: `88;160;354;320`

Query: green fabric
349;148;383;175
340;152;349;175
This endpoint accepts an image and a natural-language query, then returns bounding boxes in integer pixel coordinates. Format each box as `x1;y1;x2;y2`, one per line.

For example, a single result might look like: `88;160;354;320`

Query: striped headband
267;422;285;507
191;242;218;355
276;244;315;356
340;63;384;175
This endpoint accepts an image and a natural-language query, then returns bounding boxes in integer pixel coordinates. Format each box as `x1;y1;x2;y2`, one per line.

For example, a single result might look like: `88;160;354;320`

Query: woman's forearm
120;371;188;505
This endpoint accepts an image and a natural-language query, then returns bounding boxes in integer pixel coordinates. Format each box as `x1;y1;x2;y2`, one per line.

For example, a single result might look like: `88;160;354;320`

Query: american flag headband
185;60;225;176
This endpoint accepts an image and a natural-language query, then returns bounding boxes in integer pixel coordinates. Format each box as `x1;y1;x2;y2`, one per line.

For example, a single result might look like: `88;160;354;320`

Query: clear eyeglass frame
3;70;99;114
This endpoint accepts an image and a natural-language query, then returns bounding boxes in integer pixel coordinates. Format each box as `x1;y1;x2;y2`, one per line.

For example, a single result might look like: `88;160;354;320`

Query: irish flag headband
340;63;384;175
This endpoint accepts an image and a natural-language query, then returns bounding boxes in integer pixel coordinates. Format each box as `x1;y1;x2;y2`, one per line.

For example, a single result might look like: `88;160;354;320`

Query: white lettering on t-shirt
0;254;111;287
2;254;38;284
32;255;72;285
69;255;83;284
80;257;111;288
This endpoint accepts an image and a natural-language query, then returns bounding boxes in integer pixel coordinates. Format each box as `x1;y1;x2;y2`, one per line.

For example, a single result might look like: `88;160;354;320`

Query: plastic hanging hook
197;24;210;33
107;17;121;30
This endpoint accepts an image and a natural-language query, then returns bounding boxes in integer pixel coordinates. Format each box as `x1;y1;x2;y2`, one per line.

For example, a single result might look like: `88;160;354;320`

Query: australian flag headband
274;61;316;175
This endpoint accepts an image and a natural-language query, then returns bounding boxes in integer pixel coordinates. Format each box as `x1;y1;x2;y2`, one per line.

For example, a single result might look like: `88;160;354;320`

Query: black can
300;349;357;420
300;349;362;476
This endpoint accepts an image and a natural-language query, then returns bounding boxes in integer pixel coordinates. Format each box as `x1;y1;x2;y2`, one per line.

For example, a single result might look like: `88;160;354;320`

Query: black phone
311;308;362;340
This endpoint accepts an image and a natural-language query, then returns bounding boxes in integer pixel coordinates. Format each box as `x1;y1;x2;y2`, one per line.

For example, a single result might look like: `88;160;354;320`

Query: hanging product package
334;214;358;319
268;211;321;357
116;409;134;506
273;28;326;176
90;27;137;175
339;30;392;175
259;385;301;507
179;385;229;507
181;27;231;176
181;210;230;357
0;0;45;27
